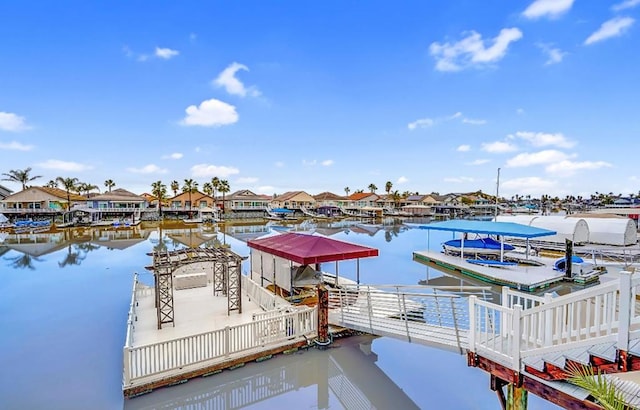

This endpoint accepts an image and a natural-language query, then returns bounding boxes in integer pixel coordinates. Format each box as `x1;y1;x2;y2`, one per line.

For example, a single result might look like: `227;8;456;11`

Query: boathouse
497;215;590;245
569;215;637;246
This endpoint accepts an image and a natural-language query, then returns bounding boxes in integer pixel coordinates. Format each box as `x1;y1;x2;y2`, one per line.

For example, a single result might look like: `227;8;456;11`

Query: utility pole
495;168;501;219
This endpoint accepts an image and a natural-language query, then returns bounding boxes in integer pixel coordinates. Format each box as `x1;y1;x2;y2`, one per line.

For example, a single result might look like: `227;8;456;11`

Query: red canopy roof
247;232;379;265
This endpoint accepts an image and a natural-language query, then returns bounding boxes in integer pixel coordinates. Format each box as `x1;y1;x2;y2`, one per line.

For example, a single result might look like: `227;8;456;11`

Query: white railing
241;275;279;311
469;271;639;369
123;306;316;386
502;287;549;310
123;273;139;387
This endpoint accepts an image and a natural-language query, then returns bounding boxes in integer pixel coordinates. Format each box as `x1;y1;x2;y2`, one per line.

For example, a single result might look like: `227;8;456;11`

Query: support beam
506;383;527;410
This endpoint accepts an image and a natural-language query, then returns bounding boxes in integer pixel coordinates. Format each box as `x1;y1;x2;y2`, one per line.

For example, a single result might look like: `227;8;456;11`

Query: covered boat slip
247;232;379;294
410;220;567;292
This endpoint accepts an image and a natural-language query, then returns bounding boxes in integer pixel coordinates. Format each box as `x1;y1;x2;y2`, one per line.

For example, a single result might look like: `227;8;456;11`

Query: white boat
443;237;515;256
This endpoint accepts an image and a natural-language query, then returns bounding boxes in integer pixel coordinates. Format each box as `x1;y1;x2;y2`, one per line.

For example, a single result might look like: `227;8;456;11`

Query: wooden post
564;239;573;279
506;383;528;410
317;285;329;345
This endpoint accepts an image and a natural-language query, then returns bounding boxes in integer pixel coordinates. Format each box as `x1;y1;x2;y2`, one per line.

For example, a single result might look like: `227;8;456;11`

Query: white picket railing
123;306;317;387
123;273;139;387
469;271;640;369
241;275;279;311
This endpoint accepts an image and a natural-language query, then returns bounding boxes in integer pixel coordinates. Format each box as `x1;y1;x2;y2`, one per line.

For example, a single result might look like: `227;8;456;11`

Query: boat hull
443;237;514;256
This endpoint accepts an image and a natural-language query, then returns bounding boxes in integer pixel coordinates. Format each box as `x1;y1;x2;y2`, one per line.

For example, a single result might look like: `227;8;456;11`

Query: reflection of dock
124;335;420;410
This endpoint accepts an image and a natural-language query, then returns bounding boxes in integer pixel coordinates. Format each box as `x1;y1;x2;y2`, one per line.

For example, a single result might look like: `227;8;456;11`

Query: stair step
588;342;617;362
629;338;640;356
563;347;591;365
522;356;545;372
523;371;591;401
544;351;569;369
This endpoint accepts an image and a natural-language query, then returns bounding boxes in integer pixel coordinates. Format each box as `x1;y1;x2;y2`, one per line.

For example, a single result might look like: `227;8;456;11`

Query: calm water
0;221;559;409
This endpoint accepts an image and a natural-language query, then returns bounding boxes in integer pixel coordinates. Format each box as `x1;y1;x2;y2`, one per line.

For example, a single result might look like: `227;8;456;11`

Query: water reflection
125;335;420;410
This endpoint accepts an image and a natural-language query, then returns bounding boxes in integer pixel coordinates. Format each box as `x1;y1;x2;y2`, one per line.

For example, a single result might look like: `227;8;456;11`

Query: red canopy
247;232;379;265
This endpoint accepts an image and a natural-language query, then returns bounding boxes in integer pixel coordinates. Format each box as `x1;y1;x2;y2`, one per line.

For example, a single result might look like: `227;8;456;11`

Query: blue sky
1;0;639;199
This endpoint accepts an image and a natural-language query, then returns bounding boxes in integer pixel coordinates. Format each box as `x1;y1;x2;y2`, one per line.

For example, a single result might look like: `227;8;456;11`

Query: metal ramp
327;285;481;354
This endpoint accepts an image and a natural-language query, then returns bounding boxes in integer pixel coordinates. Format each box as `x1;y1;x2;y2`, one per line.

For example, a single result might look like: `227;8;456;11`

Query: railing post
501;286;510;308
468;295;476;353
618;271;632;351
544;293;553;347
224;326;230;357
512;305;523;370
122;347;131;387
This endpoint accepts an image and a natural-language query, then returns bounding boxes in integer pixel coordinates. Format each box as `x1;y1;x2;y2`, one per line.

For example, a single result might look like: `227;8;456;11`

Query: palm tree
391;190;402;208
182;179;199;216
218;179;230;214
385;181;393;195
170;180;179;197
151;180;167;219
104;179;115;192
567;363;631;409
46;180;58;189
344;187;350;197
56;177;79;210
211;177;221;208
82;183;99;196
202;182;213;196
368;183;377;193
2;167;42;190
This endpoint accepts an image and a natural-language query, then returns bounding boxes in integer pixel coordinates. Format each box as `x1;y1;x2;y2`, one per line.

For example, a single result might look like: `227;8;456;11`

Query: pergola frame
148;247;245;329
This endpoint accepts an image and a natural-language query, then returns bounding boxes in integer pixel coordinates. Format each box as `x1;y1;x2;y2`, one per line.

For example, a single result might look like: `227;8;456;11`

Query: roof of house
169;190;214;201
226;189;270;200
38;186;86;201
348;192;378;201
247;232;379;264
90;188;145;202
405;195;424;201
313;191;346;201
273;191;314;201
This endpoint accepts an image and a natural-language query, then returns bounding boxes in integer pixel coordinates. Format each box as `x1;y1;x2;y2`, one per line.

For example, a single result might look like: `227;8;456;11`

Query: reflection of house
2;232;69;257
1;186;85;213
223;190;270;212
87;188;147;209
271;191;316;210
165;228;218;248
0;184;13;200
91;227;151;250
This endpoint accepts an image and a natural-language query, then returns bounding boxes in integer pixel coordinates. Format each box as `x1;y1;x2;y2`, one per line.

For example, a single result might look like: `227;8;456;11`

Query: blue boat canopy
408;219;556;238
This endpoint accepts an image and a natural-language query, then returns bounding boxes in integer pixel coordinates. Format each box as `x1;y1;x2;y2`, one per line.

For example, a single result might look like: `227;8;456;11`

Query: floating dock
414;250;578;292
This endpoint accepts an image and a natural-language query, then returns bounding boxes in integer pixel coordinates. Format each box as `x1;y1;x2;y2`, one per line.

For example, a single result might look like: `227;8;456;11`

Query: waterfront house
346;192;379;210
222;189;271;212
271;191;316;210
0;184;12;201
313;191;348;208
1;186;86;213
86;188;147;209
168;190;215;210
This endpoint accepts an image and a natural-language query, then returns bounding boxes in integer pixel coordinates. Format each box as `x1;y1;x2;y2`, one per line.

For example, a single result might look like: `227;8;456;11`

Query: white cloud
236;177;258;184
468;159;490;165
444;176;475;183
257;186;275;195
501;176;557;195
545;160;612;177
162;152;183;160
189;33;197;42
447;112;463;120
585;16;635;45
0;141;34;151
213;62;261;97
516;108;525;115
613;0;640;11
37;159;92;172
275;161;284;168
457;144;471;152
510;131;576;148
481;141;518;153
462;118;487;125
522;0;574;19
302;159;317;166
180;98;238;127
536;43;567;65
397;176;409;184
321;159;334;166
429;28;523;72
191;164;240;178
506;150;572;167
155;47;179;60
408;118;434;130
126;164;168;174
0;112;31;131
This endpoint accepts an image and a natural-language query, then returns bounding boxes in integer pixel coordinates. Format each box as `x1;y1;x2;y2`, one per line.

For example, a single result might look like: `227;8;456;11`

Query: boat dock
413;250;567;292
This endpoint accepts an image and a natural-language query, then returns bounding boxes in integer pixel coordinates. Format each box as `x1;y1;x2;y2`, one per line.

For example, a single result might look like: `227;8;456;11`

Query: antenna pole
495;168;501;219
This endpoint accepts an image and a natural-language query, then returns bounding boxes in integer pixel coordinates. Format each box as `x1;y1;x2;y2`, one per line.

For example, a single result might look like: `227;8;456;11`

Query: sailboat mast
495;168;500;219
